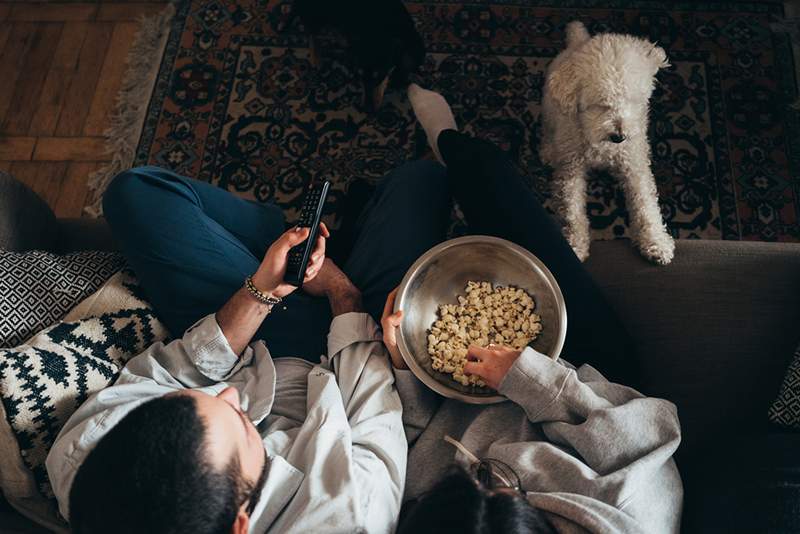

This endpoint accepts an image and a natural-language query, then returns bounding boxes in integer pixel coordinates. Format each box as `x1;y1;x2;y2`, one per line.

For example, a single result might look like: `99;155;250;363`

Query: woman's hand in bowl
463;345;522;390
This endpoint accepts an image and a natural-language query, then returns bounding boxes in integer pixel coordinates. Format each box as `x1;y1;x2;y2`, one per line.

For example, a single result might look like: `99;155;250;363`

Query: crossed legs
103;162;450;362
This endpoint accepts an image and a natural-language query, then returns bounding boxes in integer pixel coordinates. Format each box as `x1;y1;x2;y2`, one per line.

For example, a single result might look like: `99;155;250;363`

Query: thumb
388;310;403;326
282;227;310;249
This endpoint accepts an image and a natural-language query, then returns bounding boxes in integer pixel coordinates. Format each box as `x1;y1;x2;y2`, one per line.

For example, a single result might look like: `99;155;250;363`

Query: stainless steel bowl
394;236;567;404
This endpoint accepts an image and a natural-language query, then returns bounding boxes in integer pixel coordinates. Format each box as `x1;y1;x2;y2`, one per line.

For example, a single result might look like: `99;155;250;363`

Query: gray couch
2;172;799;532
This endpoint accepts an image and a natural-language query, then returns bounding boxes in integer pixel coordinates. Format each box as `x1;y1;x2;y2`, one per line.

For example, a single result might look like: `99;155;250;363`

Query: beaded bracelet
244;276;283;306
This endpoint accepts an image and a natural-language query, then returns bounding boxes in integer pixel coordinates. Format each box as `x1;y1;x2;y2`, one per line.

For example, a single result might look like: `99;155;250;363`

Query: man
45;163;445;532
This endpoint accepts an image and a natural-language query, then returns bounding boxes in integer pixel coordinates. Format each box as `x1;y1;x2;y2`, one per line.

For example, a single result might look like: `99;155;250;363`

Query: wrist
328;286;363;316
244;276;282;308
251;271;280;297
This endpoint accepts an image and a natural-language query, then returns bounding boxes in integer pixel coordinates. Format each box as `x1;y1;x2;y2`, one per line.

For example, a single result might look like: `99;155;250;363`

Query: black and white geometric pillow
0;250;125;348
0;270;169;511
769;342;800;428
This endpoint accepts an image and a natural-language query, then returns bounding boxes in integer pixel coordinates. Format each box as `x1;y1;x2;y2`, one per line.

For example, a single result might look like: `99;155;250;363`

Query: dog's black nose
609;133;627;144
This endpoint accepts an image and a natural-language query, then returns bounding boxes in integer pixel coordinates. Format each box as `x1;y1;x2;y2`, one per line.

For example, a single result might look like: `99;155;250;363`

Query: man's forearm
329;287;364;316
216;285;275;356
324;274;363;316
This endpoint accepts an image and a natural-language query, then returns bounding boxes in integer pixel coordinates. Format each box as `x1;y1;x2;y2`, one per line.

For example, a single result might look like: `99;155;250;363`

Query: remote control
284;181;330;288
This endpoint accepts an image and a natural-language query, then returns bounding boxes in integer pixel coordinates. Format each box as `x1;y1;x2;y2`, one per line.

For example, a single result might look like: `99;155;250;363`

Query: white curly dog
541;21;675;265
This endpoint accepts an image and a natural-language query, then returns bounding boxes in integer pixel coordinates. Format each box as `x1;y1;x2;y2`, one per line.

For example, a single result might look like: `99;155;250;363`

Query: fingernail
294;226;302;232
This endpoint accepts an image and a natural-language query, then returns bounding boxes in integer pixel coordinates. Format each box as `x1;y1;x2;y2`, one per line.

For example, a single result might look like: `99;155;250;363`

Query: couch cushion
0;271;169;530
0;250;125;348
0;172;57;253
585;239;800;460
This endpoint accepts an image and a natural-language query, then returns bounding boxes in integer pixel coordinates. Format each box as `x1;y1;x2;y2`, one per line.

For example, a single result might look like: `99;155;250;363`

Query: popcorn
427;281;542;388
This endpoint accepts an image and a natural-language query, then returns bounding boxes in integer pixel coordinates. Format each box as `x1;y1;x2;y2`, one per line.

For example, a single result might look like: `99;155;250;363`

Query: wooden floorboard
28;22;90;136
0;137;36;160
54;161;99;218
0;2;166;218
33;137;109;161
54;22;114;136
84;21;138;136
0;23;38;128
2;22;63;135
8;3;99;22
97;2;166;21
0;25;12;56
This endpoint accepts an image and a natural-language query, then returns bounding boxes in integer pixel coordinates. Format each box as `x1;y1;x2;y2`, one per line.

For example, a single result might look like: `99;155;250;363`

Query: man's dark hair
398;466;556;534
69;395;256;534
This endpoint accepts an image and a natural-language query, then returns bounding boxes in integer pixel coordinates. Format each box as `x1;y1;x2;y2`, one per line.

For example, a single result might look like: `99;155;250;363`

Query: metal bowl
394;236;567;404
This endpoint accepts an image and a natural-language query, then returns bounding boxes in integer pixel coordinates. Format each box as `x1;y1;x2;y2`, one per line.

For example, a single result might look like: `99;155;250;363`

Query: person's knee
443;134;507;172
385;159;448;197
102;167;157;217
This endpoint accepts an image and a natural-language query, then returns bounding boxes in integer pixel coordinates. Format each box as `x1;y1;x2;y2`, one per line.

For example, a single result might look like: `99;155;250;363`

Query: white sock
408;83;457;165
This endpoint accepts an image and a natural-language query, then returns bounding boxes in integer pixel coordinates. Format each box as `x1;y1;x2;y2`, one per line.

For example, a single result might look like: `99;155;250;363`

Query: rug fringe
83;3;176;218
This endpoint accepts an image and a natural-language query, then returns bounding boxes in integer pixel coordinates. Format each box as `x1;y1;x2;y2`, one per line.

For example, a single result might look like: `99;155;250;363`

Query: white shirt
45;312;407;533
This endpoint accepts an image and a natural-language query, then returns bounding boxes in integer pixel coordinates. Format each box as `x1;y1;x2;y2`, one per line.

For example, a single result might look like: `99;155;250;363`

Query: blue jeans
103;161;450;362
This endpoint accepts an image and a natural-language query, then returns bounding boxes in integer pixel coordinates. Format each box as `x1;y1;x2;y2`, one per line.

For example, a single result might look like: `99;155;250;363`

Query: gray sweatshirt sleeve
497;347;682;510
393;369;442;444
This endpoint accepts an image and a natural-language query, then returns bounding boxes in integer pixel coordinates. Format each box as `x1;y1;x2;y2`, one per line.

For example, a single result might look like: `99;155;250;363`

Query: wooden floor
0;1;168;218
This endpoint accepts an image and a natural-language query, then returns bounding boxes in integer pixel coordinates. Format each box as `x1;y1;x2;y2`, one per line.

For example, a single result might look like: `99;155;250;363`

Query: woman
377;85;683;534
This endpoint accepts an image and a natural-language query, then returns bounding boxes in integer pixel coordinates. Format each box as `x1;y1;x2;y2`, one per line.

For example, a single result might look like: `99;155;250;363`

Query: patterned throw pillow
0;250;125;348
0;270;169;528
769;343;800;428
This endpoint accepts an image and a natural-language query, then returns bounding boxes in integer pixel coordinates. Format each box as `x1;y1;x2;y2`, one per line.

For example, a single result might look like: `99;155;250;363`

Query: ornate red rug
131;0;800;242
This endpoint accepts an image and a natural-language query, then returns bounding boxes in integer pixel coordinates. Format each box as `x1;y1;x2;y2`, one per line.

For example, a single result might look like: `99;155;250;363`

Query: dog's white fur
541;21;675;265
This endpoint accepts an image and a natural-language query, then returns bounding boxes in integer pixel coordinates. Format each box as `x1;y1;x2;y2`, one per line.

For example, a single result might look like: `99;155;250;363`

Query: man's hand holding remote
252;223;330;298
217;224;329;355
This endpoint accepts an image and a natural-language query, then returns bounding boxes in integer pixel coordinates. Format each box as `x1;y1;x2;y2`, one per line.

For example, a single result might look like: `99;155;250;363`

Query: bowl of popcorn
394;236;567;404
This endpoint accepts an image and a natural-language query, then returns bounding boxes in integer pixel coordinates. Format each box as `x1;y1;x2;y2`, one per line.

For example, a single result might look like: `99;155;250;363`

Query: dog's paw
639;237;675;265
568;239;590;262
562;227;591;262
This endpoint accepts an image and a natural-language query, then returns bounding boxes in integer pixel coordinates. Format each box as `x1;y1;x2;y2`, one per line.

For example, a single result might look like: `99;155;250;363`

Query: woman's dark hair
398;466;556;534
69;395;253;534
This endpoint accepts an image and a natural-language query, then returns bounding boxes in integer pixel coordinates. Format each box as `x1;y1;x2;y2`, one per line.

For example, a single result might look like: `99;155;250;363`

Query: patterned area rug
134;0;800;242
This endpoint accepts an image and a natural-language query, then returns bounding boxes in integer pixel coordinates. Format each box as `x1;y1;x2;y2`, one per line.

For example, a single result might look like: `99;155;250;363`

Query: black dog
292;0;426;111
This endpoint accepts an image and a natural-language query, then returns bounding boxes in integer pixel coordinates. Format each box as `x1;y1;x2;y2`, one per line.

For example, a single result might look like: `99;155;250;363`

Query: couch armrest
0;172;58;252
57;218;117;253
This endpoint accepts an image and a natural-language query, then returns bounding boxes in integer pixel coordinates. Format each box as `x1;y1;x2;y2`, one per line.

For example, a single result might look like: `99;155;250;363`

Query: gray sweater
395;347;683;534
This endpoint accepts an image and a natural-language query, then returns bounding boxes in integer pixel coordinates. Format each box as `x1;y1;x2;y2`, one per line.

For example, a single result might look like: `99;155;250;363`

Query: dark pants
103;131;635;385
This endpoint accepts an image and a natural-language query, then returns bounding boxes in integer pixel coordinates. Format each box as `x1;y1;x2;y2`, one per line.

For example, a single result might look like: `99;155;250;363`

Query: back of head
398;467;555;534
69;395;244;534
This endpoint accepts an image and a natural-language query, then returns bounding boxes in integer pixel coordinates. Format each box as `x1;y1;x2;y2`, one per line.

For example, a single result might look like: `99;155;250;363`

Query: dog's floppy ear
545;57;581;113
647;43;670;71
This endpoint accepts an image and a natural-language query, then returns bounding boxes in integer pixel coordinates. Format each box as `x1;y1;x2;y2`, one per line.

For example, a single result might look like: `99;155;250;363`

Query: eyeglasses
470;458;523;493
